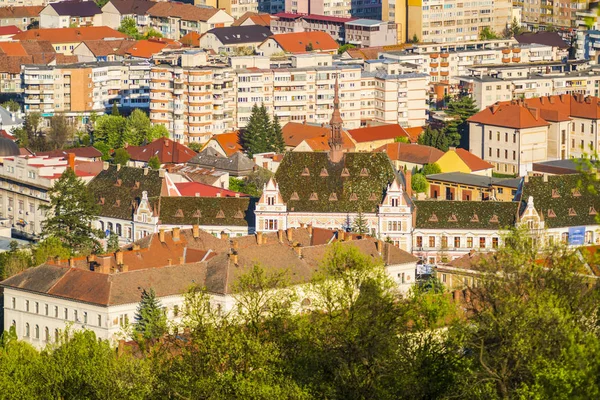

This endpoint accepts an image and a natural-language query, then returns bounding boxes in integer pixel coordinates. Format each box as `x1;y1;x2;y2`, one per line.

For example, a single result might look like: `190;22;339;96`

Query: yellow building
435;148;493;176
425;172;520;202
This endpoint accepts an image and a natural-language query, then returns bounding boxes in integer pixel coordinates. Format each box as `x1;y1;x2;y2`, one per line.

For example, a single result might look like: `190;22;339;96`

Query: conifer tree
258;103;272;150
133;288;167;340
270;114;286;153
352;208;369;235
242;104;269;157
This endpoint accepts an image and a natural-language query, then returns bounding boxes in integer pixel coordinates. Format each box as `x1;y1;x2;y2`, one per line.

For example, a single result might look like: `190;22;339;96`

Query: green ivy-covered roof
274;152;397;213
87;165;163;220
159;196;256;227
414;200;519;229
520;174;600;228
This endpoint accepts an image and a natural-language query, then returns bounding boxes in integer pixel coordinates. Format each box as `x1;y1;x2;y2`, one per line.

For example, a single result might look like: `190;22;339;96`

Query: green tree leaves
242;104;286;157
133;288;168;341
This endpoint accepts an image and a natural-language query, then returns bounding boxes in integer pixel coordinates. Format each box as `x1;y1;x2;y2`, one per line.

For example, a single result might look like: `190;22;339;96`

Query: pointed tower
328;72;344;163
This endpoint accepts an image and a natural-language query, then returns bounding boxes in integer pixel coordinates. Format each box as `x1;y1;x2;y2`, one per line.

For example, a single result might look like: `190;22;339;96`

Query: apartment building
0;154;100;237
100;0;155;31
516;0;591;30
469;94;600;175
270;12;355;41
404;0;512;44
196;0;259;19
284;0;382;19
0;5;43;30
149;52;427;143
345;19;397;47
22;61;150;124
258;0;285;14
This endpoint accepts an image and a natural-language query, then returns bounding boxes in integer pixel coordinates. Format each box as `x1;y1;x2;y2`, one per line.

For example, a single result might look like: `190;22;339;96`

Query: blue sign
568;226;585;246
105;229;111;238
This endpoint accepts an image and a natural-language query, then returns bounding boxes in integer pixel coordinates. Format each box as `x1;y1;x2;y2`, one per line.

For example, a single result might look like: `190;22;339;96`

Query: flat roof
427;172;521;189
347;19;384;26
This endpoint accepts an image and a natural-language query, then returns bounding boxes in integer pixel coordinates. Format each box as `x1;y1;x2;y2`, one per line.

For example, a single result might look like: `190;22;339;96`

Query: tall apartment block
283;0;382;19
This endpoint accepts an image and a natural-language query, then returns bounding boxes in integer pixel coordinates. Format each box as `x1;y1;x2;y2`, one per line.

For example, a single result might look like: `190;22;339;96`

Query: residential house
33;147;103;162
101;0;156;30
0;106;23;133
188;148;255;177
124;137;197;167
40;1;103;29
124;38;182;59
169;164;230;189
270;13;354;42
0;6;44;31
375;142;443;172
72;39;136;62
203;131;243;157
12;27;128;55
146;2;234;40
258;31;339;56
346;124;409;152
344;19;397;48
425;172;520;202
253;152;283;173
199;25;271;54
196;0;258;20
435;148;494;177
0;26;21;41
1;225;417;347
232;11;271;27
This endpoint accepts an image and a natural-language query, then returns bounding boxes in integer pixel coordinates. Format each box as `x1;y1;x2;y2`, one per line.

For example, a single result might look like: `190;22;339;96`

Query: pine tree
352;208;369;235
269;114;286;153
40;168;101;254
133;288;167;340
418;126;449;151
111;102;120;116
444;120;461;148
106;233;119;253
258;103;272;151
242;104;269;157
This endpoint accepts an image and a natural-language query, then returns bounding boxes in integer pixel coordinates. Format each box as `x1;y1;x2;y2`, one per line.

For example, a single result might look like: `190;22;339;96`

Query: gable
435;151;471;174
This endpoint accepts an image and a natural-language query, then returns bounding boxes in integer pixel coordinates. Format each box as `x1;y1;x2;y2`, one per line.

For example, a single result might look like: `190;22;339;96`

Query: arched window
25;323;30;337
11;320;15;329
107;222;113;232
44;327;49;342
116;223;122;237
34;324;39;339
54;329;59;343
99;221;104;231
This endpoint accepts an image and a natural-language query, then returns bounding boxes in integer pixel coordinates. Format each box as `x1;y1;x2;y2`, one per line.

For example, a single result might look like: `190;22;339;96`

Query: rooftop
147;2;219;22
208;132;243;157
206;25;272;45
375;142;444;165
267;31;339;54
346;19;386;27
125;137;197;164
45;1;101;17
12;26;128;43
426;172;521;189
273;12;355;23
347;124;409;143
414;200;519;230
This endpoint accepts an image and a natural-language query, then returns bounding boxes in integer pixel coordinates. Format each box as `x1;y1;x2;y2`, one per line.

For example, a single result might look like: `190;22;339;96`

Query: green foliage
187;142;202;152
113;148;131;166
411;173;428;193
40;168;101;254
93;141;112;161
144;27;163;39
418;126;449;151
134;288;168;341
94;114;130;148
269;114;286;153
0;243;32;280
118;17;142;39
410;33;419;43
479;26;499;40
111;102;120;116
47;114;75;150
147;155;161;170
241;104;285;156
94;0;110;6
445;96;478;147
305;42;314;51
422;162;441;176
2;99;20;112
352;208;368;235
106;233;120;253
504;18;526;38
229;176;261;197
394;136;409;143
338;43;356;54
32;237;71;266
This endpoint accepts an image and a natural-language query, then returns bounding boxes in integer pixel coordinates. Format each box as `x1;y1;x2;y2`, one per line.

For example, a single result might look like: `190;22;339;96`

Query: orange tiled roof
125;137;196;164
347;124;409;143
282;122;330;147
376;142;444;165
524;94;600;121
80;39;136;57
468;100;551;129
267;31;338;53
453;148;494;172
233;12;272;27
180;31;201;47
147;2;219;21
210;131;243;157
302;130;355;151
12;26;128;43
0;5;43;18
0;42;27;56
404;126;424;143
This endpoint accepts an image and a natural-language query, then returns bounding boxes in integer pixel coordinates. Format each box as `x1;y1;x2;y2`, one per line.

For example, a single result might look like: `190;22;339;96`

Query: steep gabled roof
105;0;156;15
158;196;255;227
46;1;101;17
232;11;271;27
282;122;331;147
0;5;44;18
274;152;397;213
147;2;220;22
79;39;136;57
208;132;243;157
125;137;196;164
453;148;494;172
86;165;164;220
266;31;339;53
125;38;179;59
347;124;409;143
0;26;21;36
467;101;550;129
414;200;518;229
205;25;272;45
174;182;247;197
188;149;255;174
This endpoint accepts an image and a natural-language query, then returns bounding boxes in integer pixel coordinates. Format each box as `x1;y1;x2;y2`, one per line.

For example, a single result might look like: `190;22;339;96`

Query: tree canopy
242;104;286;157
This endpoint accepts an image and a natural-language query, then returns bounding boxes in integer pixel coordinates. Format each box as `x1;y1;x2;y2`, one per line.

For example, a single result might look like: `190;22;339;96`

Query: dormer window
391;197;399;207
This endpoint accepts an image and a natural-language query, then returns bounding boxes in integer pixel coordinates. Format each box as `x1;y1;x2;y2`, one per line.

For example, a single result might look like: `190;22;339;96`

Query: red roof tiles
267;31;339;53
209;132;243;157
376;142;444;165
468;101;551;129
347;124;409;143
0;26;21;36
12;26;128;43
175;182;247;197
125;137;197;164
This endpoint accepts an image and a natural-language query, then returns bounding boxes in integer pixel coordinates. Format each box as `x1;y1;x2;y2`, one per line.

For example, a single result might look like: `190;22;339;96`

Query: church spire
328;72;344;162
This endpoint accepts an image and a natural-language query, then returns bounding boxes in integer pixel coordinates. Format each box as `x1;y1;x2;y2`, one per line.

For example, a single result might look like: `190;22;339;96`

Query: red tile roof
376;142;443;164
80;39;136;57
175;182;247;197
34;147;102;159
125;137;197;164
0;26;21;36
404;126;424;143
147;2;219;21
267;31;338;53
0;5;43;18
0;42;27;56
125;38;181;58
282;122;330;147
209;131;242;157
301;130;355;151
347;124;409;143
453;148;494;172
12;26;128;43
233;12;271;27
0;130;15;141
524;94;600;121
180;31;201;47
468;100;551;129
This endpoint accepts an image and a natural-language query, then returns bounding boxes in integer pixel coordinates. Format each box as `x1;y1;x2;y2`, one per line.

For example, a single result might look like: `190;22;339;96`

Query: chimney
159;169;165;177
66;153;76;171
115;250;123;265
96;256;112;273
143;167;149;175
116;164;121;171
68;258;75;268
491;103;499;114
132;244;140;251
347;232;353;241
221;231;229;240
543;173;548;182
230;251;238;264
121;264;129;272
293;244;302;257
103;161;109;170
256;231;263;245
549;96;555;104
286;228;293;242
167;258;172;266
405;170;412;198
338;229;345;241
172;227;180;241
277;229;284;243
179;256;184;265
375;239;383;253
192;224;199;238
308;224;313;236
159;228;165;242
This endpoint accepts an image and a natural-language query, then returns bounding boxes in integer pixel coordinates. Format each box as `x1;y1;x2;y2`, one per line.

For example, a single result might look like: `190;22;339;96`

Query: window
55;329;59;343
35;302;39;314
267;196;275;205
504;149;508;159
496;149;500;158
84;312;88;324
265;218;278;230
116;224;122;236
441;273;447;283
479;237;486;248
74;310;78;322
441;236;448;248
98;315;102;327
54;306;58;318
416;236;423;247
25;323;30;337
64;308;68;320
513;151;516;160
467;237;473;248
11;297;15;309
119;314;129;327
25;300;29;312
492;237;499;249
428;236;435;247
488;148;492;157
35;325;39;339
505;132;508;142
454;237;460;248
44;304;48;316
391;197;399;207
45;327;49;342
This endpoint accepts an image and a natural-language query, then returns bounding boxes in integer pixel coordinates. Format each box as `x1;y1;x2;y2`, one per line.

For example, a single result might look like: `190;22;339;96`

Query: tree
111;102;120;116
47;114;75;150
23;112;43;151
445;96;478;147
148;124;169;142
32;237;71;266
394;136;409;143
117;17;141;39
269;114;286;153
187;142;202;152
443;119;461;147
305;42;314;51
242;103;269;157
418;126;449;151
94;114;130;148
106;233;120;253
133;288;168;341
504;18;526;38
352;208;369;235
479;26;499;40
127;108;151;144
411;173;428;193
93;141;112;161
144;27;163;39
113;148;130;166
338;43;356;54
0;244;32;280
422;162;442;175
148;155;161;169
410;33;419;43
40;168;101;254
2;99;20;112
